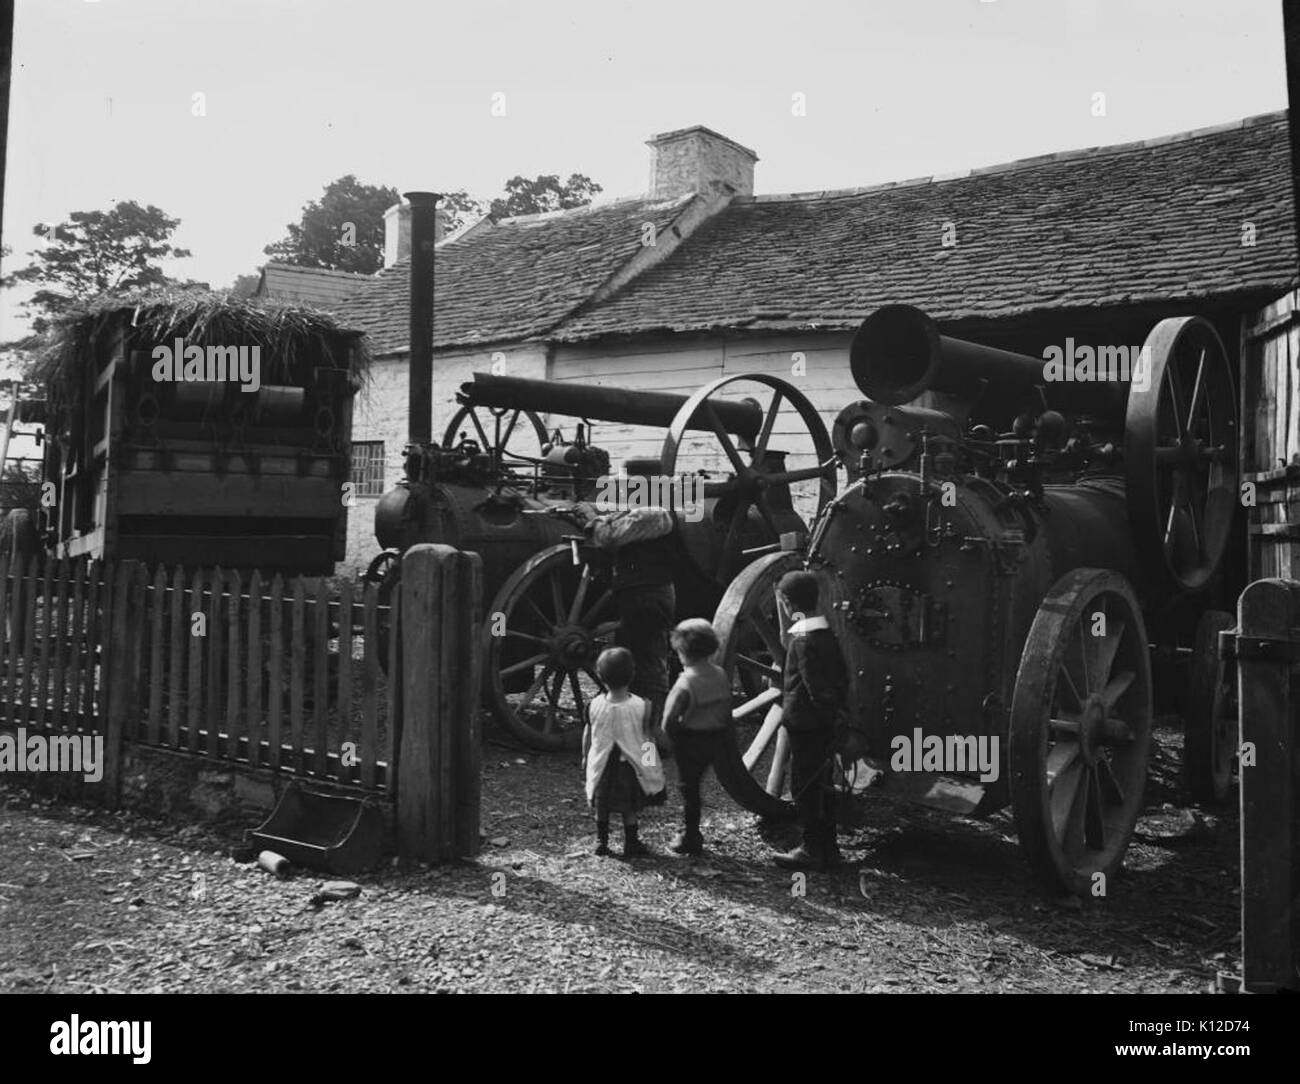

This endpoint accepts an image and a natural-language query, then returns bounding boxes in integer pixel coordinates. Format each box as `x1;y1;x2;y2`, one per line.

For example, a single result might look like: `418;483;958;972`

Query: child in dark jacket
772;570;848;871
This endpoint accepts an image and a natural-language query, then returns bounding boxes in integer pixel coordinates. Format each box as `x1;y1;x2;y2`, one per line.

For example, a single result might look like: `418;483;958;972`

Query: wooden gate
1231;578;1300;992
1241;290;1300;579
1233;290;1300;991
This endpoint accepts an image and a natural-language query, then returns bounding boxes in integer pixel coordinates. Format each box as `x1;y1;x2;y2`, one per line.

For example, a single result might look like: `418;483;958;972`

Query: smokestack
405;191;441;446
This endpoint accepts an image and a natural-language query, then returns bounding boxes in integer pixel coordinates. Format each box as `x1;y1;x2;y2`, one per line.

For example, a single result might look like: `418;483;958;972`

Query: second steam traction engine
712;305;1240;894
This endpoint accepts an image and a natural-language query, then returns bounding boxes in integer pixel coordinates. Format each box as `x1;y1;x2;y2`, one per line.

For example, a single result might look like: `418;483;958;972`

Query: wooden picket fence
0;555;399;794
0;543;482;861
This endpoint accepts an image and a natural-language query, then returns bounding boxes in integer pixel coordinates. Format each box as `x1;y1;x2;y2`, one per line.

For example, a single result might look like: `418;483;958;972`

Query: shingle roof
334;111;1298;354
555;111;1298;341
256;262;374;307
334;194;697;355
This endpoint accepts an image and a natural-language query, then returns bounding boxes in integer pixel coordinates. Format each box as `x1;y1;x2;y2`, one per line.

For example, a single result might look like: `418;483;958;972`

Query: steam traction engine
713;305;1239;894
371;192;837;751
369;370;837;751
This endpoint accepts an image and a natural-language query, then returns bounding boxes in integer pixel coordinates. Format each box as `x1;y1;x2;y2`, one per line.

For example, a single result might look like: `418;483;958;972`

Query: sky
0;0;1290;348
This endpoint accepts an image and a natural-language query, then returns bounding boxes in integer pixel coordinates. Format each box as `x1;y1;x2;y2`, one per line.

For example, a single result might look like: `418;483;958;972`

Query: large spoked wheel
1185;608;1237;805
1125;317;1237;595
364;549;400;588
482;544;619;750
711;550;802;821
661;374;836;585
442;403;548;469
1009;568;1152;895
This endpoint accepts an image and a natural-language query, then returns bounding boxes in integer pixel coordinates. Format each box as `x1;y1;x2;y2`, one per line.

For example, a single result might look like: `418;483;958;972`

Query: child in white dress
582;647;667;857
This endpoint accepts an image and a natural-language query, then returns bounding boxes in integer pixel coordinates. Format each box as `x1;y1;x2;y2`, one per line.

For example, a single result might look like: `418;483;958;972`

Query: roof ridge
736;109;1289;205
263;261;374;279
494;192;693;226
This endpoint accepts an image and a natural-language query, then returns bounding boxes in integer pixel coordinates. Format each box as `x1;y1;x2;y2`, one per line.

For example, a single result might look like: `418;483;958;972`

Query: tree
4;202;192;335
439;190;484;236
264;176;399;275
488;173;602;219
228;272;261;299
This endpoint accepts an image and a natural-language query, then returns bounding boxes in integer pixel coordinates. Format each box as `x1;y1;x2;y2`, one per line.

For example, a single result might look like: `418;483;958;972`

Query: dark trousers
787;728;836;856
669;727;726;836
615;583;675;725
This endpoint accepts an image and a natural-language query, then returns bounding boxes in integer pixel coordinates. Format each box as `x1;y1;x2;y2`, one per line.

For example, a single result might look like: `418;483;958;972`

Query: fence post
450;548;483;859
102;559;145;810
1237;577;1300;992
397;543;483;862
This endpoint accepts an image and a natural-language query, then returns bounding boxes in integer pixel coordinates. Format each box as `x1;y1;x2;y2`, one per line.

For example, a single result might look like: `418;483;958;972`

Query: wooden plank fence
0;554;400;794
0;544;482;862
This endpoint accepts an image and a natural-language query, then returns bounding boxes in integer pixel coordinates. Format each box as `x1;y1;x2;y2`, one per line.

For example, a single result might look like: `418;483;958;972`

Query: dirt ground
0;720;1239;993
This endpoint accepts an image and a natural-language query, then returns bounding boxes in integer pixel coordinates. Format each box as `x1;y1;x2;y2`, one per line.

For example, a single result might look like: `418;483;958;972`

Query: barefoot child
661;618;732;856
582;647;666;857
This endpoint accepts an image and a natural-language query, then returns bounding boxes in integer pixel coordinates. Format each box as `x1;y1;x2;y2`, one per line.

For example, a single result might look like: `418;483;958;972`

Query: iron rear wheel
711;550;802;820
1009;568;1152;896
1184;608;1237;805
1124;317;1237;595
482;544;618;751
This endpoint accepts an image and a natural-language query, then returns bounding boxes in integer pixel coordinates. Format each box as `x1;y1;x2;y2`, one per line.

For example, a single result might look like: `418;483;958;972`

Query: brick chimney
647;125;758;200
384;200;448;267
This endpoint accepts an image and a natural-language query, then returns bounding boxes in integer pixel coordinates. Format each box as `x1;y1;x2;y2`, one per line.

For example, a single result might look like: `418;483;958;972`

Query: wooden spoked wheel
710;550;802;821
1009;568;1152;895
1184;608;1237;804
1125;317;1237;595
442;403;548;469
482;543;619;751
660;375;836;586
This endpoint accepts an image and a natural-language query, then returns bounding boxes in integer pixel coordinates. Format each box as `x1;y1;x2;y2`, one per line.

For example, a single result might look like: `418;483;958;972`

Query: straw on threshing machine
1;292;365;574
709;304;1242;894
365;193;838;751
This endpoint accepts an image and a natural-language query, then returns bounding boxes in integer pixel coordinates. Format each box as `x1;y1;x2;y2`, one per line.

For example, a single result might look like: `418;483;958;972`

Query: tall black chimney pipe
405;191;442;447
